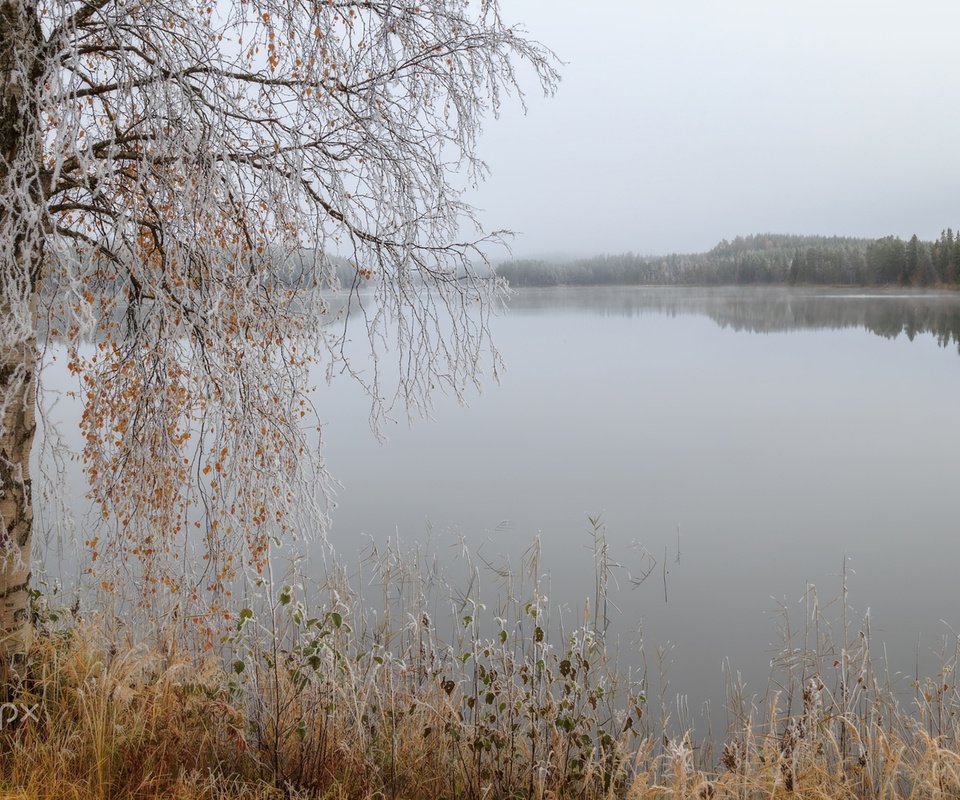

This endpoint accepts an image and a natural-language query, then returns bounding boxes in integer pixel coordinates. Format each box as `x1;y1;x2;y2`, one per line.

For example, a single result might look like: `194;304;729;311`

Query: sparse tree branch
48;0;117;42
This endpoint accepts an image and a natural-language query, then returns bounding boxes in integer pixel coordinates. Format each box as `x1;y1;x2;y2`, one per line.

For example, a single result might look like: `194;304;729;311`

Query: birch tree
0;0;557;660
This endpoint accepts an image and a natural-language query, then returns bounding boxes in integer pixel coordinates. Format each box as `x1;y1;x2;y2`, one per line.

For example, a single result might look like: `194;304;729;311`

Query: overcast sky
466;1;960;258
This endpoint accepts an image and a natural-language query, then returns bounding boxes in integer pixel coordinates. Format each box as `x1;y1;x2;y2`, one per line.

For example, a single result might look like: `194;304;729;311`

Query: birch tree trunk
0;321;35;664
0;0;43;665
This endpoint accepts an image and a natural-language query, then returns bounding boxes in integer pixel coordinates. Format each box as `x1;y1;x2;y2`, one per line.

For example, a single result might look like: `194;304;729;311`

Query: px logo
0;703;39;727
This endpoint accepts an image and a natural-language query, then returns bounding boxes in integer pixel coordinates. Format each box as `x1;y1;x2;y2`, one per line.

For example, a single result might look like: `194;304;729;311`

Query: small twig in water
663;545;668;604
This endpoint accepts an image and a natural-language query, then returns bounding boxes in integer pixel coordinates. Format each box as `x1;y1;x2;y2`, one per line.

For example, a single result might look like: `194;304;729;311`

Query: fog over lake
322;287;960;720
39;287;960;723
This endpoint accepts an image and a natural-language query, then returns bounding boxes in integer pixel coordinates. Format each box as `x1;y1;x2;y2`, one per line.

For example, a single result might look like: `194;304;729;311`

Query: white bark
0;321;36;663
0;0;43;662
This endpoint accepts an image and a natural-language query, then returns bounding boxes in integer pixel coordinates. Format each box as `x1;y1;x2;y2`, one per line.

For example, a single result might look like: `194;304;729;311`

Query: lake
37;286;960;728
318;286;960;723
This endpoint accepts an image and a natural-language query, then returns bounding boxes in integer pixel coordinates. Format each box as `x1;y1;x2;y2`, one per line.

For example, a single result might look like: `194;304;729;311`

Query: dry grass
3;538;959;800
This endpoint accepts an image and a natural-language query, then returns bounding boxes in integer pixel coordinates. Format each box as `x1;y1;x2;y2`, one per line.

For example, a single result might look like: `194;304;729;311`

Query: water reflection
507;287;960;352
36;285;960;736
312;285;960;728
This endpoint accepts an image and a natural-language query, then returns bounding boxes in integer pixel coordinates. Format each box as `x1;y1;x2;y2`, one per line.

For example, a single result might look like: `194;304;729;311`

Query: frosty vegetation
0;0;558;651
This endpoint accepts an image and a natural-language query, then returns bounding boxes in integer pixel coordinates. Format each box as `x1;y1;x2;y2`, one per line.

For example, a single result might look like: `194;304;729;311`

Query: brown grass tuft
4;538;960;799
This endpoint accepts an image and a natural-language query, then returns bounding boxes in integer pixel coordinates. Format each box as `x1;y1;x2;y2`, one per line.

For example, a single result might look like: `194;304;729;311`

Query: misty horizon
467;0;960;258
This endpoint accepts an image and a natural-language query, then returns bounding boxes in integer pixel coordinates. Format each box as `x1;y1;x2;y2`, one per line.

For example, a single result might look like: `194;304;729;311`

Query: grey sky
467;1;960;257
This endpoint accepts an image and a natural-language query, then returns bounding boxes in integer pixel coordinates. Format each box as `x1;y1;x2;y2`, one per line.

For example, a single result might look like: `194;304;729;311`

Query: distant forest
496;231;960;288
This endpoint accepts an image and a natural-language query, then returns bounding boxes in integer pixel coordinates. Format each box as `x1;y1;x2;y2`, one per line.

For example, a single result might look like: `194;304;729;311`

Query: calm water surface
40;287;960;721
319;287;960;718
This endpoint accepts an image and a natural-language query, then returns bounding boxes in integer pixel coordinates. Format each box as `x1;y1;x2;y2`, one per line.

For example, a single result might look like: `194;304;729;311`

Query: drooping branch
6;0;558;630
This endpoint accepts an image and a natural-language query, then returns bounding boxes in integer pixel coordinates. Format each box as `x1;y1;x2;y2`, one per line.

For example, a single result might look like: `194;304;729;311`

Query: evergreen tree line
497;231;960;288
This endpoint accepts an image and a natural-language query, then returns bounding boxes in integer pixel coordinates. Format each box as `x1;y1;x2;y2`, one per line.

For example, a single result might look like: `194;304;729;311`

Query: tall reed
1;531;957;799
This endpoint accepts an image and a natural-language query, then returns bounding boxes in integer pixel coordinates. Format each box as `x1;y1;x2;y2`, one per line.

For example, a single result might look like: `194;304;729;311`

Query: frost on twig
0;0;559;626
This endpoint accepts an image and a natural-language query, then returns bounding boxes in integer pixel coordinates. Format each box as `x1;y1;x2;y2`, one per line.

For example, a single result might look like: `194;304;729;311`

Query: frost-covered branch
0;0;558;633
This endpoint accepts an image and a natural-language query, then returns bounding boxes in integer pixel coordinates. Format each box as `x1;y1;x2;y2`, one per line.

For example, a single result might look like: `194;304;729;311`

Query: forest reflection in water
507;286;960;352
